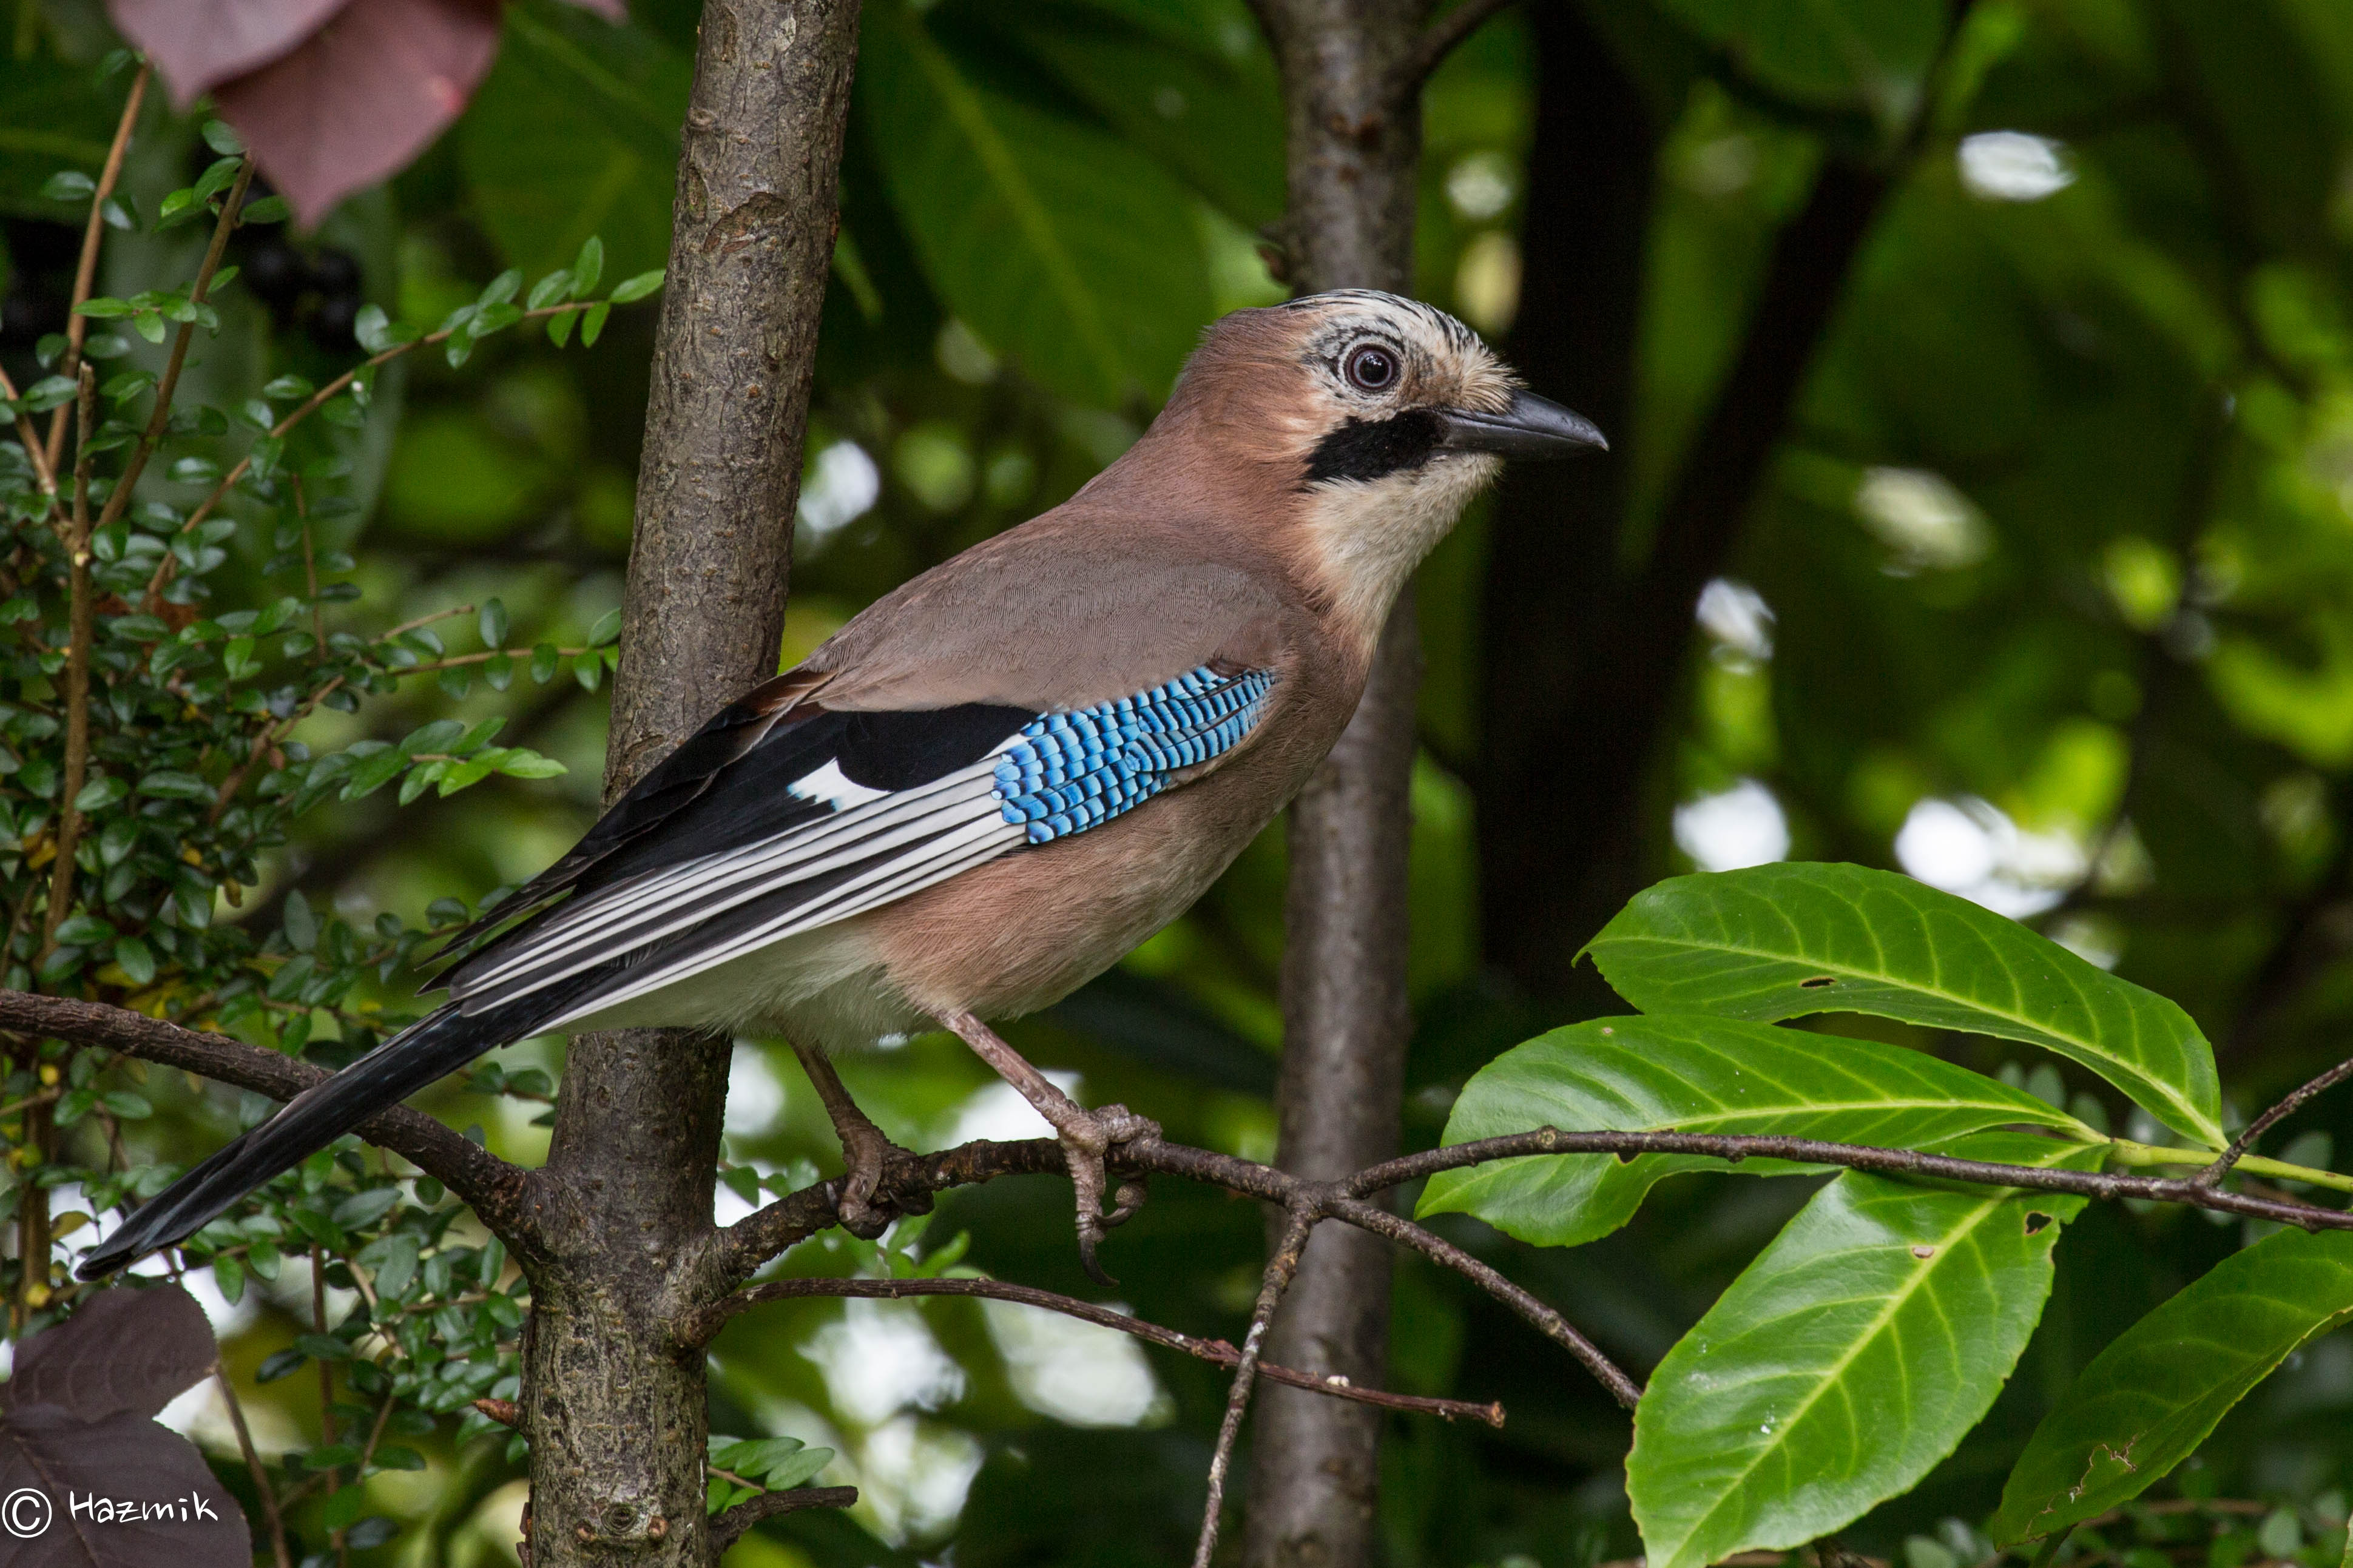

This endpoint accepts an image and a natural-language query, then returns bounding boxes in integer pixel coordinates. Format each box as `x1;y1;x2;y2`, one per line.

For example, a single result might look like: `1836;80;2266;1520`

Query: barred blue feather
994;665;1276;844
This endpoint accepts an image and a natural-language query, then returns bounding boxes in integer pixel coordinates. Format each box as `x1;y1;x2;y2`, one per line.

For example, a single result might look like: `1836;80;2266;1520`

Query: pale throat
1297;452;1501;645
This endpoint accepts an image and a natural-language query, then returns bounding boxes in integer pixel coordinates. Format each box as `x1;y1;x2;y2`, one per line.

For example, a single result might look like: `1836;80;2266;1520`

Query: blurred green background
15;0;2353;1563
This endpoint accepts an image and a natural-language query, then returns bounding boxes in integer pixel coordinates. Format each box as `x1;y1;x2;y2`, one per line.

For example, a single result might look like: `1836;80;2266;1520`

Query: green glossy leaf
1661;0;1948;121
862;0;1213;406
1991;1227;2353;1544
1417;1015;2091;1247
1585;864;2224;1147
459;5;684;279
993;0;1283;223
1629;1133;2099;1568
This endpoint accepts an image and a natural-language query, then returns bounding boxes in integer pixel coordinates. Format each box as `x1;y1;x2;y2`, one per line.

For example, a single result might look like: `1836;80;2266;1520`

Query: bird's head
1156;289;1605;642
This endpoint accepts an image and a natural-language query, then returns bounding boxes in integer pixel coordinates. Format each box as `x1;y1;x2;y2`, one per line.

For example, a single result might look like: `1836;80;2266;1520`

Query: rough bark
1245;4;1425;1564
519;2;860;1563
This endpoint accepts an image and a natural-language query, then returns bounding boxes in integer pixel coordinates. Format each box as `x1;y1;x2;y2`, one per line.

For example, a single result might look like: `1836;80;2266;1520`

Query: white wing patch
448;748;1024;1020
788;758;890;810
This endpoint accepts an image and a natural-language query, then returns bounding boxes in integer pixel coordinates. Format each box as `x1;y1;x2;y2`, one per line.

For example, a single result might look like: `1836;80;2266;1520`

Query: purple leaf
109;0;358;103
0;1405;249;1566
214;0;502;226
5;1285;216;1423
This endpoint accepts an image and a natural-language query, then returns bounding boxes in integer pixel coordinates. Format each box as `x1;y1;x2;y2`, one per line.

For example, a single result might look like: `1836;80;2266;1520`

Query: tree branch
0;989;545;1254
1398;0;1513;92
44;61;150;482
98;159;252;540
678;1274;1501;1425
706;1488;860;1555
2194;1051;2353;1187
1197;1205;1314;1568
1326;1193;1642;1408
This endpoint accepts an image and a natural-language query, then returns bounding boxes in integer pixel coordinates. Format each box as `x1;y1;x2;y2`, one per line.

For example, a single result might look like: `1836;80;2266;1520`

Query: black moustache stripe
1303;409;1443;486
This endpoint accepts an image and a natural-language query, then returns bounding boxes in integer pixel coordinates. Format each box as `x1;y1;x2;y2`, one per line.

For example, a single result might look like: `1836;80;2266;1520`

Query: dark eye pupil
1348;346;1395;390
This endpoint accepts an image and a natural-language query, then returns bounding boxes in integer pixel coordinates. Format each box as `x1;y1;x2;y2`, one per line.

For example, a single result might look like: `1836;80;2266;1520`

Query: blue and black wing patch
437;663;1274;1026
995;665;1275;843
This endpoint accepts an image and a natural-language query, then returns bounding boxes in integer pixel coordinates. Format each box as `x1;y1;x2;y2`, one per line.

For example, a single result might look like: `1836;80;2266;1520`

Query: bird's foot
791;1041;917;1240
931;1009;1156;1284
832;1114;906;1240
1053;1102;1160;1286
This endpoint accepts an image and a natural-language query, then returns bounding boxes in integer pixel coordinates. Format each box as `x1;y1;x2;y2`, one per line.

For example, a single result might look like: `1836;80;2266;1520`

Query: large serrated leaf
1628;1133;2099;1568
1991;1227;2353;1544
1416;1015;2093;1247
1585;864;2224;1148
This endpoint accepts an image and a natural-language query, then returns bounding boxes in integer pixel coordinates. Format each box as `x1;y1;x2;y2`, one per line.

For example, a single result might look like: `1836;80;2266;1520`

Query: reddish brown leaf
214;0;502;226
0;1406;249;1566
108;0;357;103
4;1284;216;1424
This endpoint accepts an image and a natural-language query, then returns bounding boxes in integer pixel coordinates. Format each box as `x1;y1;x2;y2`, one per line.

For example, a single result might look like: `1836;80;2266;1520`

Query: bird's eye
1343;343;1398;393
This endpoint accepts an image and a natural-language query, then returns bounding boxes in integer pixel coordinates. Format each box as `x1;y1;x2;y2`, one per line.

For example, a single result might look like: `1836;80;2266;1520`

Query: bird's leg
789;1041;903;1239
936;1008;1156;1284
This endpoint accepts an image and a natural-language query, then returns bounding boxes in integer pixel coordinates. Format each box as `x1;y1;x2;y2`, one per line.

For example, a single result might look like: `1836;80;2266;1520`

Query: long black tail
77;1004;505;1280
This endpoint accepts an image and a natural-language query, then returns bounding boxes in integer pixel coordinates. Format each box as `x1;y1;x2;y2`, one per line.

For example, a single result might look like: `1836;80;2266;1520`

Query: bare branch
44;62;151;480
144;299;603;606
1399;0;1513;92
2195;1051;2353;1187
215;1368;292;1568
1352;1128;2353;1231
680;1272;1501;1424
1328;1194;1642;1409
98;159;252;540
0;365;61;509
42;366;100;954
1195;1205;1314;1568
0;989;547;1255
707;1487;860;1554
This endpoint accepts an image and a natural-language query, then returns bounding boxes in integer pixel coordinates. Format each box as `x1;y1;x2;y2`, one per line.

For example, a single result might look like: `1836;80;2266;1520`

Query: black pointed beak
1434;389;1608;458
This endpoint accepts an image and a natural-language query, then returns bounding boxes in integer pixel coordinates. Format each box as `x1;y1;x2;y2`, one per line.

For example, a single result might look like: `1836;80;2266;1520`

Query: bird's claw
1057;1103;1158;1287
832;1120;903;1240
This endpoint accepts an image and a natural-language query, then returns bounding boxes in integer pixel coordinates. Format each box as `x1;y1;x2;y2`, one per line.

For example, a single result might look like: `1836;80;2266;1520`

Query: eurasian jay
79;290;1603;1284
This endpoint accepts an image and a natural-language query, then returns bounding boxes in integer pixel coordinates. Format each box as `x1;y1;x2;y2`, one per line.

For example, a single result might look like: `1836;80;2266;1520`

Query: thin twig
1193;1205;1314;1568
40;365;99;952
215;1368;292;1568
1328;1194;1641;1409
208;675;343;824
99;160;252;540
398;645;591;678
2194;1052;2353;1186
312;1247;338;1517
681;1274;1502;1425
1397;0;1513;91
44;61;150;480
0;365;61;508
144;300;602;604
1346;1128;2353;1231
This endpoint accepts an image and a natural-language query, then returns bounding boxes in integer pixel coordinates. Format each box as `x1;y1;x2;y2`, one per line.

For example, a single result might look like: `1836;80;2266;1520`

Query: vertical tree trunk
519;2;860;1563
1246;5;1423;1564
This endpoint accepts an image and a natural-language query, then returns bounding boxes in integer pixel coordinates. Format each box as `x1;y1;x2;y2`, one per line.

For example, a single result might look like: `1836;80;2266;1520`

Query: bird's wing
439;661;1278;1026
